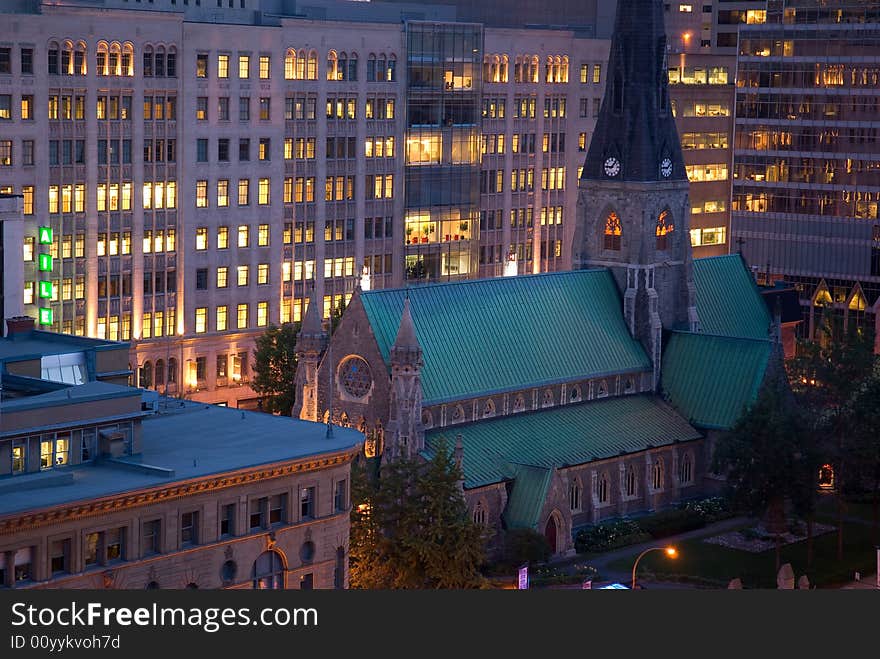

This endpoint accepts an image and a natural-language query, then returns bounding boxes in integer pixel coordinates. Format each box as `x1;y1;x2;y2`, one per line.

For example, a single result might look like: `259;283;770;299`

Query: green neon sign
38;308;53;326
38;253;53;272
38;281;53;299
38;227;53;245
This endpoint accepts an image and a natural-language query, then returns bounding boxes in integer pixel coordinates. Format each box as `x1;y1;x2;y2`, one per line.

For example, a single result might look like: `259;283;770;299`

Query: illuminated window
238;179;250;206
217;179;229;207
257;263;269;285
238;225;249;247
217;267;228;288
259;55;270;79
257;301;268;327
238;54;249;79
217;226;229;249
196;180;207;207
216;306;228;332
237;265;249;287
258;224;269;246
218;54;229;79
237;303;248;329
196;227;208;250
656;210;674;251
603;211;622;251
258;178;270;205
195;307;207;334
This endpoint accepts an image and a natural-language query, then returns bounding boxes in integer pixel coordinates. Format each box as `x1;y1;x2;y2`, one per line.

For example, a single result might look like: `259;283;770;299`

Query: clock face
660;157;673;178
604;157;621;178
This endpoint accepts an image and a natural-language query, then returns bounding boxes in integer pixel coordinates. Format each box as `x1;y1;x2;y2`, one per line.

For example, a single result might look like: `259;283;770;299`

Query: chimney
5;316;35;339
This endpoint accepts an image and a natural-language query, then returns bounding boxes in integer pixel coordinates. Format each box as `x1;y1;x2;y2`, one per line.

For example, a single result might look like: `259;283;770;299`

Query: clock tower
573;0;698;388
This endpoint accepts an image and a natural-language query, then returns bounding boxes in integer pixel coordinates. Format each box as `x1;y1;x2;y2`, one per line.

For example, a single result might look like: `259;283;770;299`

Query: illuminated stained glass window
656;209;675;250
339;356;372;398
604;211;622;250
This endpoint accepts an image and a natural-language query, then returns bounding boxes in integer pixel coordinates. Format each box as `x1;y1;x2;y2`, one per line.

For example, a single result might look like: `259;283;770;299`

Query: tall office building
664;1;744;258
732;0;880;334
0;0;606;407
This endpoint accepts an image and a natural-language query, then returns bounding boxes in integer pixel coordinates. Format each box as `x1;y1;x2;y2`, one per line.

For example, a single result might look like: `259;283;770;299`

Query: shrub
638;508;705;539
682;496;733;523
575;519;649;553
502;528;549;566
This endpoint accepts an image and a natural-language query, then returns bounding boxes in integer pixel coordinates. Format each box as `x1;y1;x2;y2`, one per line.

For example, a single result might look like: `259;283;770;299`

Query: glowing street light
631;546;678;590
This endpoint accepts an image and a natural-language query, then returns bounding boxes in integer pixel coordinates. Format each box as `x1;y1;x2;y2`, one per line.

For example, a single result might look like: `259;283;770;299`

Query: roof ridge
668;330;772;345
360;268;608;297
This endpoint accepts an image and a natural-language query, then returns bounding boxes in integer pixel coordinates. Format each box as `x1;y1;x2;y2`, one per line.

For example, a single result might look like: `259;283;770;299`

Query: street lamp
631;546;678;590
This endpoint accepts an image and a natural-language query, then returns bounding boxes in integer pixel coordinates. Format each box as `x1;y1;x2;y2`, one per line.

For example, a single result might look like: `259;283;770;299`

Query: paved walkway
547;516;753;589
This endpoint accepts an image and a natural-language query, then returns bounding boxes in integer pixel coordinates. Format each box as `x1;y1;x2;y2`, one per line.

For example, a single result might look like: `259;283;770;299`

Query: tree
843;363;880;544
787;317;877;559
349;442;488;589
251;322;300;416
712;372;813;571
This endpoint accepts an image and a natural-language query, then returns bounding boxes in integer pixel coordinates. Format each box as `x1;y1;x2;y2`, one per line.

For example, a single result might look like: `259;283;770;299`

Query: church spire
582;0;685;183
392;295;419;353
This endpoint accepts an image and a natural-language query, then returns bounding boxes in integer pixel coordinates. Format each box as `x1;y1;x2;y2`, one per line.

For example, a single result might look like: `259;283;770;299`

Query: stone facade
0;451;356;590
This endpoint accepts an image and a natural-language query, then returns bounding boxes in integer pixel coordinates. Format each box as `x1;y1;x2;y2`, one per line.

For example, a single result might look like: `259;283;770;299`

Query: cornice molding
0;447;359;536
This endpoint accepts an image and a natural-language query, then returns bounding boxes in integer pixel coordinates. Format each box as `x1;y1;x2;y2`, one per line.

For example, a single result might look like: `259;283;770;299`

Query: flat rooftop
0;401;362;516
0;329;125;362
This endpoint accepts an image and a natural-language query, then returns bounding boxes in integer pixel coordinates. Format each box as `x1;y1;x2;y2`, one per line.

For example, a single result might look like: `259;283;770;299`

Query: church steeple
573;0;698;390
582;0;686;184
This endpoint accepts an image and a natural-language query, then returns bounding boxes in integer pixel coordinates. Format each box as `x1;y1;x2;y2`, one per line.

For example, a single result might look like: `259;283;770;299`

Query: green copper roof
662;332;771;430
423;395;701;489
693;254;771;340
503;465;553;530
360;271;651;405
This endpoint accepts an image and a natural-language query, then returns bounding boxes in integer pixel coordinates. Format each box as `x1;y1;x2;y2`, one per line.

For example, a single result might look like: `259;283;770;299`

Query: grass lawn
606;520;879;588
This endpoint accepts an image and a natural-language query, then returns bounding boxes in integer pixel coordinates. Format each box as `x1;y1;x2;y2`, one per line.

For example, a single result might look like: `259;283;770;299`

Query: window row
196;95;269;121
1;424;132;477
195;179;270;208
194;302;270;333
195;224;271;250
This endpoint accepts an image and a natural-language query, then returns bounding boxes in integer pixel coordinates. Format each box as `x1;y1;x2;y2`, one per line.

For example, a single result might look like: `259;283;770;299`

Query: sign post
517;564;529;590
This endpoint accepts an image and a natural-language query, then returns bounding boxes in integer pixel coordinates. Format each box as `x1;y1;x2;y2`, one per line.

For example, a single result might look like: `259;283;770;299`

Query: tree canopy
349;444;488;589
251;322;300;416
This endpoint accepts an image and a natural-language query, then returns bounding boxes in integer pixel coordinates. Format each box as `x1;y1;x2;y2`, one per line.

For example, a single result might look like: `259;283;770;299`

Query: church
293;0;776;556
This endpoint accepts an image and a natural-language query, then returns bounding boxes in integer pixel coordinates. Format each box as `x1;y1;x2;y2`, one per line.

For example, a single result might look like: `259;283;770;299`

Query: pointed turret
386;294;425;461
391;295;420;354
293;290;328;421
582;0;685;184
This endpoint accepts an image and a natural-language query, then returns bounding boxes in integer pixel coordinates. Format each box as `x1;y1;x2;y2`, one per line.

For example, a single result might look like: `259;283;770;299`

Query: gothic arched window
625;465;637;497
679;452;693;485
652;459;665;491
569;478;582;511
597;472;610;504
656;209;674;250
604;212;622;251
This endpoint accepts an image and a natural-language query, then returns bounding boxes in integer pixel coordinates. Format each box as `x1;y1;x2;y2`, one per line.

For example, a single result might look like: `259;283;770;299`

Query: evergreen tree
349;442;487;589
251;322;300;415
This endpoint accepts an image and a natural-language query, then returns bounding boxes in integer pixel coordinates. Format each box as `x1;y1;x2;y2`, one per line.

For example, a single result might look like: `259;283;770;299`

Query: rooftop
423;394;701;490
0;400;362;517
692;254;772;341
360;270;651;405
0;326;125;363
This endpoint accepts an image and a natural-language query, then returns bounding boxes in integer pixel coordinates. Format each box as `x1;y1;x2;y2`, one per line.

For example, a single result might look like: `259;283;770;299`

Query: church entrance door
544;516;557;554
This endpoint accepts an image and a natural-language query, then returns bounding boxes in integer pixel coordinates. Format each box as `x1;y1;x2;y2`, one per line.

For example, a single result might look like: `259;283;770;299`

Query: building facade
0;316;361;590
0;0;607;407
1;195;25;330
731;0;880;337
